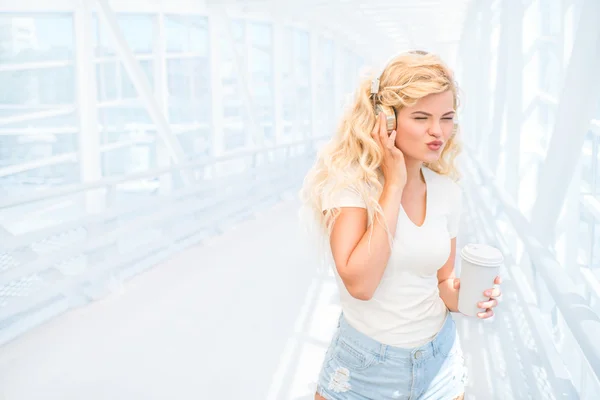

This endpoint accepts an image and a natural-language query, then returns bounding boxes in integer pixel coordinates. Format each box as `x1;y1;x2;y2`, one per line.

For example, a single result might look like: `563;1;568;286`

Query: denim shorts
316;312;467;400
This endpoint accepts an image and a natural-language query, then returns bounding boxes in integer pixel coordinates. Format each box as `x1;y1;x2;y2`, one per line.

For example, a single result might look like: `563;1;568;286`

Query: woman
299;51;502;400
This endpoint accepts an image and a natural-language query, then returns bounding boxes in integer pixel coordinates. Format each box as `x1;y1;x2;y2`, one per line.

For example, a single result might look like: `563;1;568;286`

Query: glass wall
93;13;155;176
220;19;246;150
0;10;364;189
248;21;274;144
316;37;335;135
163;15;211;159
282;27;310;139
0;13;77;187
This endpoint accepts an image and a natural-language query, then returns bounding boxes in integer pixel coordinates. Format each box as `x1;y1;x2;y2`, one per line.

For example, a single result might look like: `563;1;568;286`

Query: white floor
0;198;558;400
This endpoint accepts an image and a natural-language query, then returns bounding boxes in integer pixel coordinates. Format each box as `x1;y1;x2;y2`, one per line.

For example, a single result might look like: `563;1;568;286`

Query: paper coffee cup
457;244;503;317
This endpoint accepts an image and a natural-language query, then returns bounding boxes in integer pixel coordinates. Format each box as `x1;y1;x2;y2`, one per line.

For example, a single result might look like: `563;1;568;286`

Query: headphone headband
370;77;380;95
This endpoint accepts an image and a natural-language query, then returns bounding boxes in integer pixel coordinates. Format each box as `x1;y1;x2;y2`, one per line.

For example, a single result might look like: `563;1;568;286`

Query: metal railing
464;151;600;399
0;136;326;346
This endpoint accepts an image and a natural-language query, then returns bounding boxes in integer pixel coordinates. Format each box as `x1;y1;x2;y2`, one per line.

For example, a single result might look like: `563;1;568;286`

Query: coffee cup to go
457;243;504;317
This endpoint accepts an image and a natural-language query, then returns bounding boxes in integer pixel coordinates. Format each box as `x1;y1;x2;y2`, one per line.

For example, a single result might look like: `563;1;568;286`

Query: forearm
438;278;459;312
345;184;403;296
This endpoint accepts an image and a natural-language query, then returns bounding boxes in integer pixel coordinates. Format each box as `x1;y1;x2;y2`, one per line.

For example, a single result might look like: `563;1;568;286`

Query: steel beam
271;18;285;145
475;3;492;156
94;0;190;176
456;0;480;148
530;0;600;245
74;0;103;212
504;0;524;200
207;9;225;158
153;13;173;193
487;1;510;172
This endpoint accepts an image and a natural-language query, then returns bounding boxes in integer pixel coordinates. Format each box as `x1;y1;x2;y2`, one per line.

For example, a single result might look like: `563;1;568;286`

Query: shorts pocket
332;338;379;371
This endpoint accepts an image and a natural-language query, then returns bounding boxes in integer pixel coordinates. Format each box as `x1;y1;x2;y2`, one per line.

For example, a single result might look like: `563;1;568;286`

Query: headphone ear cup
375;104;396;134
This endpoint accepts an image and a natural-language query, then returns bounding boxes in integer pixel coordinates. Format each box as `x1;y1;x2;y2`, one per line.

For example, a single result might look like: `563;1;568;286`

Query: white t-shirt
321;166;462;348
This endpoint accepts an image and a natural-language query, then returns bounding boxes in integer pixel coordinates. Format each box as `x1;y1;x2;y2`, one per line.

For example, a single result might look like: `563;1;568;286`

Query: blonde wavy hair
299;50;462;240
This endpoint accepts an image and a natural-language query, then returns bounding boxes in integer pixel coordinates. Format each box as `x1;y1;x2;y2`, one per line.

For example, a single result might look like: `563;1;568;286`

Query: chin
422;152;442;163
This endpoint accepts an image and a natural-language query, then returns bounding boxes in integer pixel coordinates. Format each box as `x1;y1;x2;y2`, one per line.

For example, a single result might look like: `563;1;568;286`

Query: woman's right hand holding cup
371;111;407;191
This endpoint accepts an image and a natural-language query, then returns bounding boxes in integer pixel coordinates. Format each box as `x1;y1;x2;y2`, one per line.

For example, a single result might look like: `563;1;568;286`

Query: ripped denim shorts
316;312;467;400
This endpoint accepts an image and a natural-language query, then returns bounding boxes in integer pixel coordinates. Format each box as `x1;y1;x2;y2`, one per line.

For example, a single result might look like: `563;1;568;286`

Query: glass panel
294;29;311;136
0;13;74;63
165;15;209;54
121;60;153;98
224;127;245;150
0;66;73;105
165;15;188;53
117;14;154;54
281;27;293;125
96;61;119;102
221;20;246;149
249;22;273;142
281;27;310;139
0;13;76;187
189;17;209;55
92;14;154;56
318;37;335;134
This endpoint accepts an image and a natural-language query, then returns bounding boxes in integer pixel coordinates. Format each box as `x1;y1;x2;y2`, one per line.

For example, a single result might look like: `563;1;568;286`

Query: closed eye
415;117;454;120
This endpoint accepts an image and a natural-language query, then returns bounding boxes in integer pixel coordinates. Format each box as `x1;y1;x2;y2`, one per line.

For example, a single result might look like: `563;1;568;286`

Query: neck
404;157;424;186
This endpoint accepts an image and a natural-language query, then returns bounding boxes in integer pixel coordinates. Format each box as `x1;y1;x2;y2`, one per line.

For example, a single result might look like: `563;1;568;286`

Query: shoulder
322;175;369;195
321;174;371;211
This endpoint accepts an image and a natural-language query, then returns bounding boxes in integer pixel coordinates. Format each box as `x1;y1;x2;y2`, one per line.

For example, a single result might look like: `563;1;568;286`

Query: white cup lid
460;243;503;267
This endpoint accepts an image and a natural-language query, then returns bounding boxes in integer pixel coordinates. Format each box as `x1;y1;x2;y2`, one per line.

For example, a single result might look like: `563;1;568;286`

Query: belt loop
379;344;387;361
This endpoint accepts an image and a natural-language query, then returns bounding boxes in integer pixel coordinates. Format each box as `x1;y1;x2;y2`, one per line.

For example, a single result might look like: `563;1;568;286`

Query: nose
428;120;442;137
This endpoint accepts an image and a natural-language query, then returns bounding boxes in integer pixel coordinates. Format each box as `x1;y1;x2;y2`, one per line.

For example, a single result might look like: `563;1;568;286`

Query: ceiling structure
3;0;474;69
211;0;473;67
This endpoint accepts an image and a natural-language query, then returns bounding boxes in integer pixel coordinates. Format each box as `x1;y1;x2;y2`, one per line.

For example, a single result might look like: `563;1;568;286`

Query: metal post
475;3;492;157
487;1;510;173
208;9;225;161
310;28;319;138
504;0;524;201
456;1;480;149
154;13;172;194
74;0;103;213
272;19;285;146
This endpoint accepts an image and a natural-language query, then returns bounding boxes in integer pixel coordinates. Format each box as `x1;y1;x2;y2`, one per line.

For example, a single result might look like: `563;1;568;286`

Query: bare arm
328;183;403;300
326;112;406;300
437;238;459;312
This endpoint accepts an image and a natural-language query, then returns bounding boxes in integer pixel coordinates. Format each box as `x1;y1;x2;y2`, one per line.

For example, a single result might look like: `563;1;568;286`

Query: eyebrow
411;111;455;116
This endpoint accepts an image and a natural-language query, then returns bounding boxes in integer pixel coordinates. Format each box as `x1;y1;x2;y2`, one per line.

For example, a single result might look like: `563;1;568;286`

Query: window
0;13;76;185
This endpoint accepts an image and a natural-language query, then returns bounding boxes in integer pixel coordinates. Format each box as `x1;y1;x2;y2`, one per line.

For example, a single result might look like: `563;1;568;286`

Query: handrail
0;165;301;320
0;139;142;178
466;150;600;389
0;151;313;343
0;160;282;253
591;119;600;135
0;169;253;251
0;136;327;210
